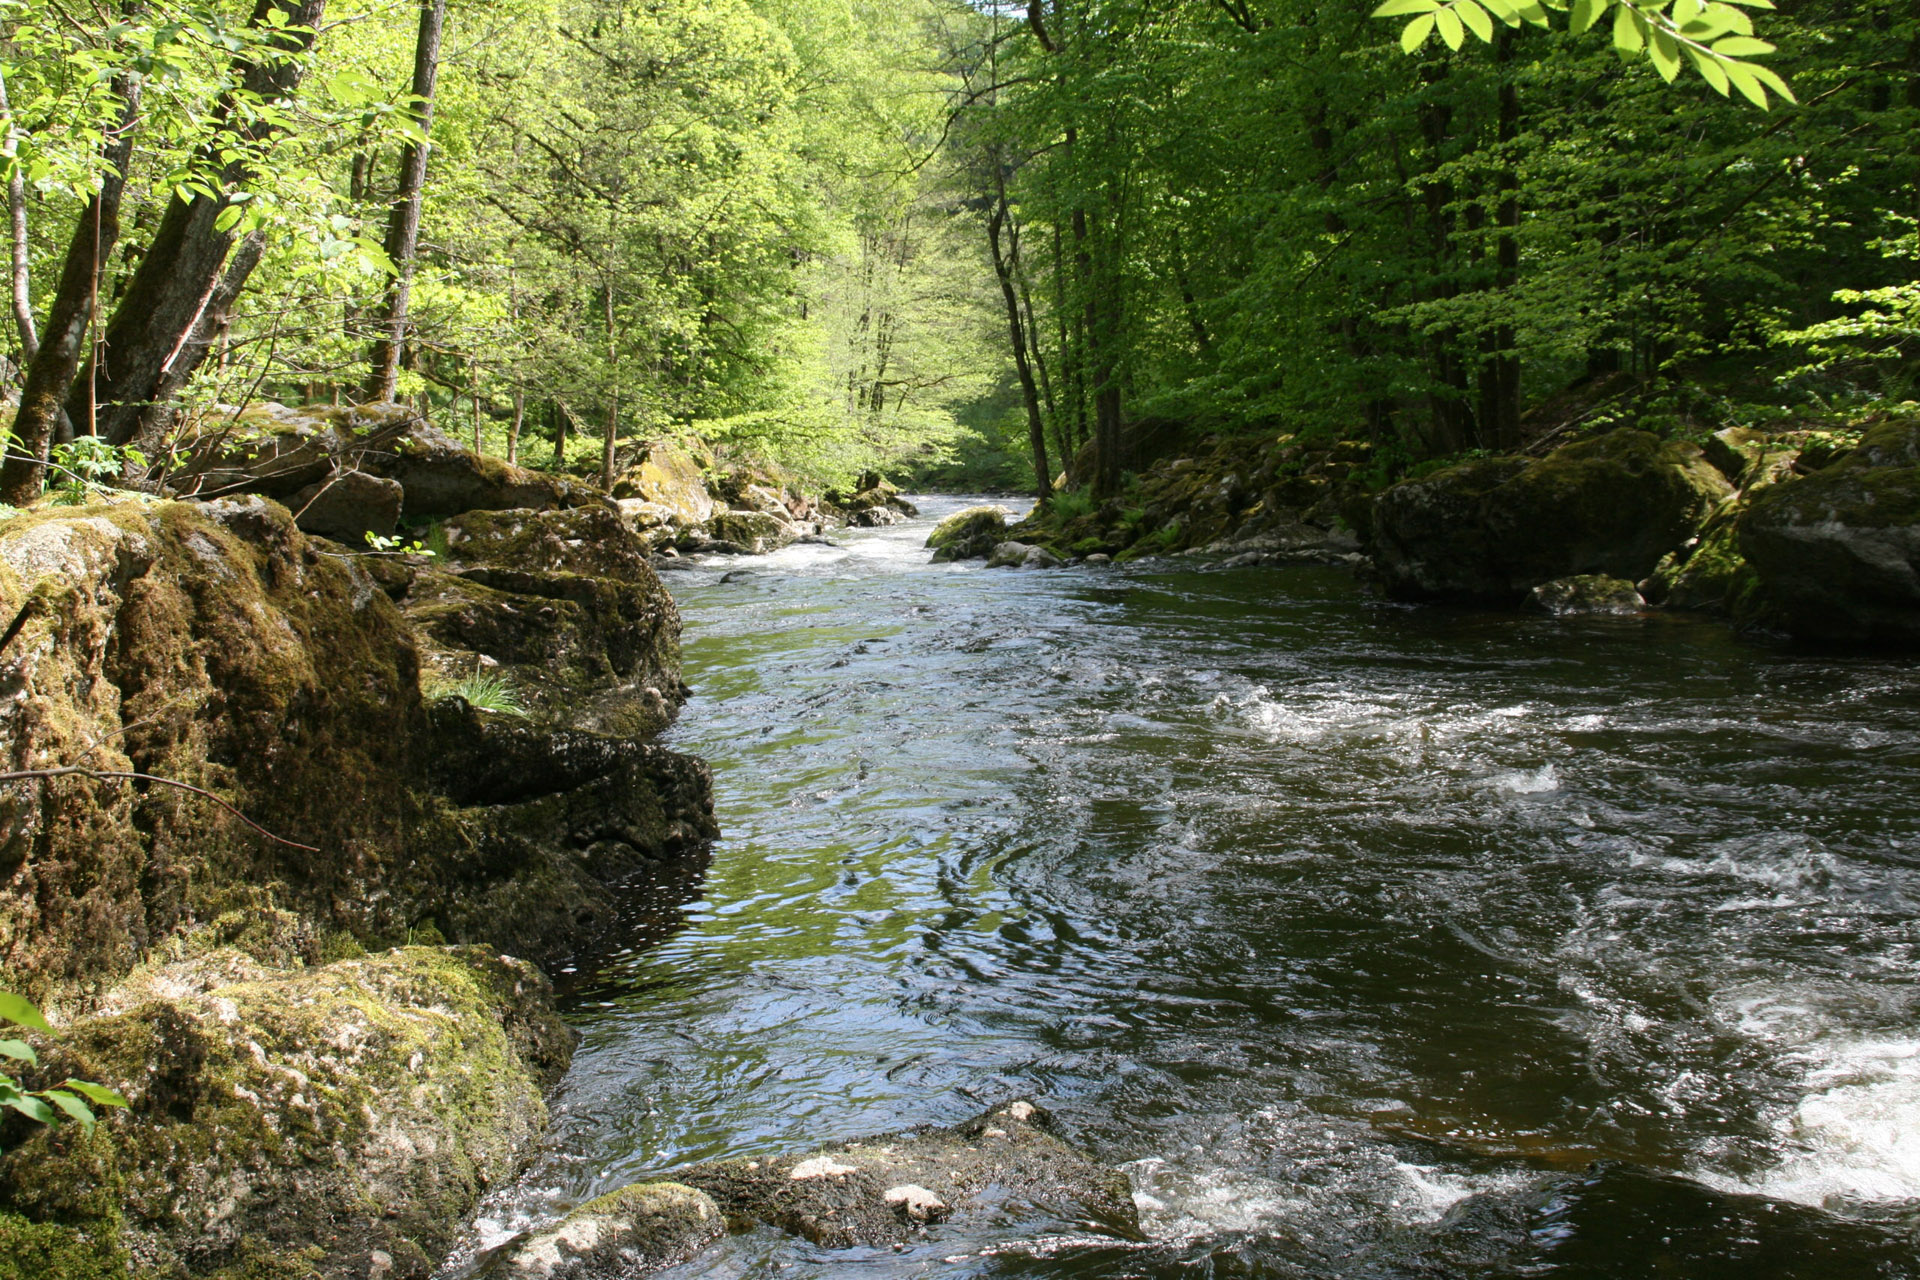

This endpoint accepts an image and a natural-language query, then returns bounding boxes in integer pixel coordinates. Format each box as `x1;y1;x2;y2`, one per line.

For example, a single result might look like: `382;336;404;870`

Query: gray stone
1531;574;1645;616
486;1183;723;1279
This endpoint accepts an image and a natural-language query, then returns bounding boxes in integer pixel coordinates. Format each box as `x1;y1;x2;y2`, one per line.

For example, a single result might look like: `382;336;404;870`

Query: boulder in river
928;505;1011;561
1530;575;1645;616
1370;428;1732;603
672;1101;1140;1249
484;1183;723;1280
609;440;715;526
1738;414;1920;644
703;510;798;556
986;540;1031;568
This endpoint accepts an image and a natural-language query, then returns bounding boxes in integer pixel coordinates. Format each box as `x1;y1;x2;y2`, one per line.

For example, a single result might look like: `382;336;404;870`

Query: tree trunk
553;400;569;470
132;231;266;444
0;75;141;504
600;279;617;490
0;66;35;364
74;0;329;446
363;0;448;402
508;388;523;465
988;188;1052;507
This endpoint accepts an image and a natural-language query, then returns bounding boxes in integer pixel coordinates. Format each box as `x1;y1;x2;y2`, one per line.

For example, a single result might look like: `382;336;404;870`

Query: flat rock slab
672;1101;1141;1249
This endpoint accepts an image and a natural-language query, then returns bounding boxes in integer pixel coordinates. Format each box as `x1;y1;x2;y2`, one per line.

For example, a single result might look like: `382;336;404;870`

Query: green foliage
1373;0;1795;107
425;670;526;717
1048;488;1097;521
362;531;436;558
0;993;128;1138
47;439;146;506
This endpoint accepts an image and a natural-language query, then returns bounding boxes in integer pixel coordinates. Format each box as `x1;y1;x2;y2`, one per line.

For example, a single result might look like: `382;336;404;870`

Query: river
461;495;1920;1277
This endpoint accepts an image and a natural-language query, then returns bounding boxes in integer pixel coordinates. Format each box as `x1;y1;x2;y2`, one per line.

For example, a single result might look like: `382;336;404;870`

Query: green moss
0;1210;127;1280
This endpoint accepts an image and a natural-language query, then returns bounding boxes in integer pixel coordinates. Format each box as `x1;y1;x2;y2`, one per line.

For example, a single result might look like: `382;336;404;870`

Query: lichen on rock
482;1183;722;1280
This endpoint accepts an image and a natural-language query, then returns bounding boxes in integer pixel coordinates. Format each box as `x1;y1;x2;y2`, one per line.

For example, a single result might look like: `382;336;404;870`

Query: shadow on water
449;496;1920;1278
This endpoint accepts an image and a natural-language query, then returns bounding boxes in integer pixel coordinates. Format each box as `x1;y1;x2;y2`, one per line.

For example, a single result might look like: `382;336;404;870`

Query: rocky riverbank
0;401;804;1277
982;411;1920;646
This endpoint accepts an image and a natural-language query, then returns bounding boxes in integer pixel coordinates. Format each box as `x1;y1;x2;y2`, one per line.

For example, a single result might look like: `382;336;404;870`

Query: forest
0;0;1911;504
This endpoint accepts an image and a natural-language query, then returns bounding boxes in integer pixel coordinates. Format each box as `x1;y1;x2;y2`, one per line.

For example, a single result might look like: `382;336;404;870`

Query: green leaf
0;993;50;1034
1401;13;1438;52
1685;46;1733;95
1745;60;1797;103
41;1091;95;1131
1649;28;1683;81
60;1080;130;1109
1372;0;1442;16
1714;0;1773;7
1721;57;1770;106
1569;0;1608;35
213;205;244;233
1612;3;1645;53
1435;5;1465;49
0;1039;36;1065
1709;36;1775;57
1478;0;1525;25
7;1094;53;1124
1454;0;1496;43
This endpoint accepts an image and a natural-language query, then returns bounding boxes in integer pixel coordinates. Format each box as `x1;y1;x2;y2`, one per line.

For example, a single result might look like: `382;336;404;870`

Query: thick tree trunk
988;189;1052;507
552;400;569;470
133;231;266;443
364;0;448;401
0;76;141;504
508;388;523;464
74;0;328;446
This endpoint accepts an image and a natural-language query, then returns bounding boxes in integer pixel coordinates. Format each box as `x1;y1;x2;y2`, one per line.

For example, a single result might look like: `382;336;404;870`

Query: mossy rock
1370;428;1733;603
608;442;714;526
0;946;573;1280
674;1102;1140;1250
1738;415;1920;643
704;511;796;556
1644;498;1760;617
926;506;1010;562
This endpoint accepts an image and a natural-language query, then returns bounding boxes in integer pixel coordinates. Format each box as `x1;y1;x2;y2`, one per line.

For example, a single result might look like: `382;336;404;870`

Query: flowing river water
460;495;1920;1278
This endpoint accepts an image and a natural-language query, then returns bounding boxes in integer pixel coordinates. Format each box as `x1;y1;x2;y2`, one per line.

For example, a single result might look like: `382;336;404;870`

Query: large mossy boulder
1738;416;1920;644
0;497;713;1008
1371;428;1732;602
673;1101;1140;1250
608;441;713;526
0;944;572;1280
927;505;1010;562
702;510;796;556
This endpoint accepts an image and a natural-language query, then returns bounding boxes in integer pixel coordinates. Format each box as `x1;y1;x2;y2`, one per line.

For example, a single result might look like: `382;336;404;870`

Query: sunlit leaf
1454;0;1496;43
0;993;50;1034
1401;12;1438;51
1435;5;1466;49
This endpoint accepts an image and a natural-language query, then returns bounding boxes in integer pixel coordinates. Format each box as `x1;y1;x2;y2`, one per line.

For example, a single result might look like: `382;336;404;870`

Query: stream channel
463;495;1920;1278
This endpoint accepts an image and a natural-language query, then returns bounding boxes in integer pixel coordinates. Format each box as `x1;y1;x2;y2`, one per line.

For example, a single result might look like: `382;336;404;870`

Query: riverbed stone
928;505;1011;561
0;945;572;1280
1371;428;1732;602
1530;575;1645;616
485;1183;723;1279
673;1101;1140;1249
704;510;797;556
986;540;1031;568
1738;415;1920;644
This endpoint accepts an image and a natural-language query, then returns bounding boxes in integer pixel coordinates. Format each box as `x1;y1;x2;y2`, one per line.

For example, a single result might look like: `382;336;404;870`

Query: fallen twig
0;767;320;851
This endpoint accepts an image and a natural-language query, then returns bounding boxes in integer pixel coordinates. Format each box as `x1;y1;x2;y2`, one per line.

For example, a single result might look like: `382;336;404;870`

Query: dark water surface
457;496;1920;1278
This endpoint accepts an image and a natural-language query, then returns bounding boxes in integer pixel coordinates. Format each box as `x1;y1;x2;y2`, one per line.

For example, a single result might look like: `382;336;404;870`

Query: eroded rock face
177;403;586;527
927;506;1011;562
1371;429;1732;602
610;441;714;526
485;1183;723;1280
0;944;573;1280
410;506;686;738
1739;416;1920;644
673;1102;1140;1250
0;498;711;1006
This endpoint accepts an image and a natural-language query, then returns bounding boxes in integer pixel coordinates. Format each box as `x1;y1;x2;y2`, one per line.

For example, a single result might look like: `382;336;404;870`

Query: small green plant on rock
426;668;526;716
48;438;146;506
0;993;128;1135
363;531;438;557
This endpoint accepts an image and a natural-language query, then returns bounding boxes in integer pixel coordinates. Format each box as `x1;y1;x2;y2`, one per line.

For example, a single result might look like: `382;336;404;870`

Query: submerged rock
1371;428;1731;603
673;1101;1140;1249
0;945;572;1280
485;1183;723;1280
1739;415;1920;644
1530;575;1645;616
927;505;1011;561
